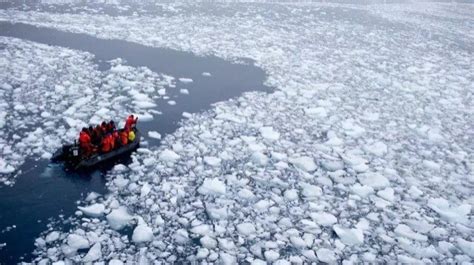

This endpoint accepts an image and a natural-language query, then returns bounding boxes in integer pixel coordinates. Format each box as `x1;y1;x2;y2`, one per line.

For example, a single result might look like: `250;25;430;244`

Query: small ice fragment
264;250;280;262
179;77;193;83
106;207;133;230
45;231;60;243
428;198;471;224
316;248;337;263
289;156;316;172
351;183;374;198
377;187;395;202
394;224;428;241
132;224;154;243
357;172;389;189
364;141;387;157
148;131;161;140
236;223;256;236
457;238;474;258
77;203;105;218
67;234;90;250
82;243;101;262
200;236;217;249
198;178;226;195
158;88;166;96
204;156;221;167
333;225;364;246
259;126;280;141
311;212;337;226
109;259;124;265
159;149;180;162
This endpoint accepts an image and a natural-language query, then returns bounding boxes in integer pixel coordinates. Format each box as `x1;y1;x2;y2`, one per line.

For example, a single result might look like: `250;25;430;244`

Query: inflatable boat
51;128;140;170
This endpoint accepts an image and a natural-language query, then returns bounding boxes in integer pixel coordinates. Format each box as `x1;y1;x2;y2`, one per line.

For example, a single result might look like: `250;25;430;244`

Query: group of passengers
78;115;138;157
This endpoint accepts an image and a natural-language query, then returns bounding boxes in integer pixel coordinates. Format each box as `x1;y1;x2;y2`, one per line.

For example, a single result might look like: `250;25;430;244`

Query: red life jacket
125;116;133;129
101;136;111;153
79;131;91;147
108;134;115;150
119;130;128;145
125;116;137;130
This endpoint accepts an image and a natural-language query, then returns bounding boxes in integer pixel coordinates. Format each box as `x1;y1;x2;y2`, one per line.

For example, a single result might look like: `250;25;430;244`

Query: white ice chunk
77;203;105;218
198;178;226;195
0;158;15;174
364;141;387;157
264;250;280;262
45;231;60;243
300;183;322;199
351;183;374;198
85;192;101;202
395;224;428;241
316;248;337;263
333;225;364;246
251;152;268;166
236;223;256;236
82;243;101;262
408;186;423;198
377;187;395;202
428;198;471;224
159;149;180;163
109;259;124;265
357;172;389;189
200;236;217;249
284;189;298;201
148;131;161;140
423;160;440;171
259;126;280;141
457;238;474;258
311;212;337;226
289;156;316;172
157;88;166;96
106;207;133;230
304;107;327;118
67;234;89;250
179;77;193;83
132;224;154;243
290;236;307;248
220;252;237;264
204;156;222;167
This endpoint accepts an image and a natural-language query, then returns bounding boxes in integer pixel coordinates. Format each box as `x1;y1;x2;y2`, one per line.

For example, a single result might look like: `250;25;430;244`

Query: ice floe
5;2;472;264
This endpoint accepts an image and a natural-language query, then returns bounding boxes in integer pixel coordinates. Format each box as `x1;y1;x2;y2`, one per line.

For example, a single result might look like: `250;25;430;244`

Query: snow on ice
5;2;473;264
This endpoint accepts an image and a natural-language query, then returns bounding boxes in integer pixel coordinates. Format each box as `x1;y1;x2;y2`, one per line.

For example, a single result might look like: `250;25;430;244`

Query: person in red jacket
108;120;116;134
100;121;108;135
93;125;102;146
79;127;92;157
124;115;138;130
109;133;115;150
111;131;118;149
119;129;129;145
101;133;112;153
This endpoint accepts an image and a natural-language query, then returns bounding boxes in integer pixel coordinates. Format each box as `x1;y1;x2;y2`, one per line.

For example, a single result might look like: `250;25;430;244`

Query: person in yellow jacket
128;129;136;142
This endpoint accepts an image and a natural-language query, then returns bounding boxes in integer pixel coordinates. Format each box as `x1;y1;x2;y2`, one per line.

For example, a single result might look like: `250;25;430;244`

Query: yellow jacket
128;130;136;142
